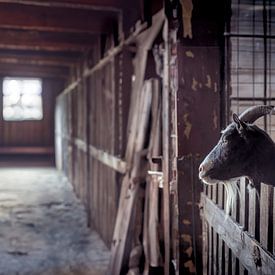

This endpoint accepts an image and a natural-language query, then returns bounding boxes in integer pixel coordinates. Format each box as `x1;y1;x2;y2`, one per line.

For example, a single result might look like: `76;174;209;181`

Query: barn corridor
0;167;110;275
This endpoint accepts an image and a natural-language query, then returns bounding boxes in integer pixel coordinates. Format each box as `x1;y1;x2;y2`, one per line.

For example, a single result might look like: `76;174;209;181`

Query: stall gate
201;177;275;274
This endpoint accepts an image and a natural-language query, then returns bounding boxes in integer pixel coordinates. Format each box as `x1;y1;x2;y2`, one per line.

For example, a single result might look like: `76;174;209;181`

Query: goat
199;105;275;213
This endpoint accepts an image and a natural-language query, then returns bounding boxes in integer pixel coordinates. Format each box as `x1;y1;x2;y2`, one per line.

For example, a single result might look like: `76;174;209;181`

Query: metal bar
230;97;275;101
224;32;275;39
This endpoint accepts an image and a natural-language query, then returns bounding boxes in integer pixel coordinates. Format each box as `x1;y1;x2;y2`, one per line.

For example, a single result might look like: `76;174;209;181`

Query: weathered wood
0;0;121;11
147;79;162;267
88;144;127;174
0;53;78;66
0;63;69;78
162;19;170;275
59;10;164;102
0;3;118;33
212;185;217;275
239;177;247;275
0;146;54;154
260;183;272;250
0;29;96;52
108;82;152;274
217;184;224;275
248;186;257;238
202;193;275;274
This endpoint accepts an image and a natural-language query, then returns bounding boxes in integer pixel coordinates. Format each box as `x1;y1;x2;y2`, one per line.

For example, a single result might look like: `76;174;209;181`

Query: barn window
2;77;43;121
226;0;275;139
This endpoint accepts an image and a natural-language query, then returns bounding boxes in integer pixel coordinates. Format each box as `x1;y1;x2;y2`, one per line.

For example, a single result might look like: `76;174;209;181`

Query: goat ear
233;113;247;131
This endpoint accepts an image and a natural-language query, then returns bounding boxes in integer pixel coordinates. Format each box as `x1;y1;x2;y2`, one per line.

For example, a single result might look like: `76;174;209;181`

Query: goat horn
239;105;274;123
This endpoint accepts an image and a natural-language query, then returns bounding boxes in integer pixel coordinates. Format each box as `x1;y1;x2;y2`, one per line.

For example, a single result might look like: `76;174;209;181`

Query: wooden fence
201;177;275;274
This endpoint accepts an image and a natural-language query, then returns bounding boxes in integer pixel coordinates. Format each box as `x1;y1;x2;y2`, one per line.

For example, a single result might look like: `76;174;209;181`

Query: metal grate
226;0;275;139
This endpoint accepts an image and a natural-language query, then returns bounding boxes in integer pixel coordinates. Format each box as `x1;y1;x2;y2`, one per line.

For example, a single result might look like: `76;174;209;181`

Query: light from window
3;77;43;121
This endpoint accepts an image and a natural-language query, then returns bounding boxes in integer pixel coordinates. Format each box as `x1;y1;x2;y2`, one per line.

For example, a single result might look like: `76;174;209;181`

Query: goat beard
201;177;241;215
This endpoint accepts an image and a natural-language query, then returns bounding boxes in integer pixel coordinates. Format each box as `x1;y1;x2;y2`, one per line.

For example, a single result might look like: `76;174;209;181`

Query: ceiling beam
0;3;118;34
0;53;79;67
0;63;69;79
0;0;121;11
0;29;96;52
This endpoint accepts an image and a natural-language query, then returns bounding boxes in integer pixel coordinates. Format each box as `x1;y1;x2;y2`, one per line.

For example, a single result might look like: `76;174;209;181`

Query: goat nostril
199;165;203;173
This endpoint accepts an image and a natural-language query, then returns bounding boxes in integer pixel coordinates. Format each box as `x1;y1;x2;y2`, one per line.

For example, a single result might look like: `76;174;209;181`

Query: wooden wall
55;47;132;246
0;77;64;153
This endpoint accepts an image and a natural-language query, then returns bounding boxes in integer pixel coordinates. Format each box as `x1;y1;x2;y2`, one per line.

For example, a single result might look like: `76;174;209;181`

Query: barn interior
0;0;275;274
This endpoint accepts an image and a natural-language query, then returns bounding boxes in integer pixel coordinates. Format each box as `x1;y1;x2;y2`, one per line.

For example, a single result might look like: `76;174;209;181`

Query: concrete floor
0;167;110;275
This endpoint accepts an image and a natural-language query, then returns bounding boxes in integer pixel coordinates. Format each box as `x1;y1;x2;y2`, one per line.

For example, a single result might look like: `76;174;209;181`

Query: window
226;0;275;139
2;77;43;121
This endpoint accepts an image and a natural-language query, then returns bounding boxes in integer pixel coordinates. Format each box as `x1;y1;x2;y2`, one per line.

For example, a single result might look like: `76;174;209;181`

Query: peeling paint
185;50;194;58
184;260;196;273
185;246;193;257
183;114;192;139
213;109;218;130
205;74;212;89
191;78;198;91
182;234;192;246
183;219;191;225
180;0;193;38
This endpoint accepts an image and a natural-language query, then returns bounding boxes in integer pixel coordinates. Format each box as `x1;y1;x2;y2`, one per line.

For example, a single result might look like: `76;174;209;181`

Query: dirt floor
0;167;110;275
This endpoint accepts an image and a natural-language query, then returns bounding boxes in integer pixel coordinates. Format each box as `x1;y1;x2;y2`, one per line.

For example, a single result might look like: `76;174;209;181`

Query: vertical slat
218;184;224;275
162;19;170;275
207;185;213;275
202;185;209;275
248;186;256;237
231;180;238;275
239;177;246;275
260;183;272;250
212;185;217;275
222;185;229;275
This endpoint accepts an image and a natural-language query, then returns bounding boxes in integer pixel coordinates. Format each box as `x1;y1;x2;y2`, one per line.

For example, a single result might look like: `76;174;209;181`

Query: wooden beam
0;53;78;67
0;146;54;154
0;29;96;52
89;144;127;174
202;193;275;274
0;3;118;34
0;63;69;78
0;0;121;11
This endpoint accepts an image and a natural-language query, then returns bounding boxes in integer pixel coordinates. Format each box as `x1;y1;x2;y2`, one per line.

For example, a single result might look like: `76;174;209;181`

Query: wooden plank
217;184;224;275
88;144;127;174
260;183;272;250
108;82;152;274
0;29;96;52
162;19;170;275
223;187;229;275
0;3;118;34
0;0;121;11
202;193;275;274
202;209;208;275
231;180;238;275
212;185;217;275
147;80;162;267
58;10;164;101
0;146;54;154
248;186;257;237
0;52;78;66
0;63;69;78
239;177;247;275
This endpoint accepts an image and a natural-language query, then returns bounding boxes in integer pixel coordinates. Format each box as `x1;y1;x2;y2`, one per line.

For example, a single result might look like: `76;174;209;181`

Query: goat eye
222;139;228;144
